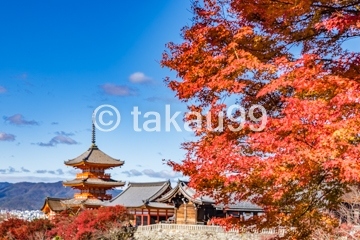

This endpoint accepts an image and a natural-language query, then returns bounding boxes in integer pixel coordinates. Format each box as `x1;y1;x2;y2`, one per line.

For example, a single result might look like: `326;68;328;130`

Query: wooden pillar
194;204;198;224
175;208;177;224
184;201;187;224
157;209;159;223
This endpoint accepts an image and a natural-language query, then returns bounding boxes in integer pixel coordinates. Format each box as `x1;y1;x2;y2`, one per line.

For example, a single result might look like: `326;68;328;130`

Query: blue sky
0;1;194;184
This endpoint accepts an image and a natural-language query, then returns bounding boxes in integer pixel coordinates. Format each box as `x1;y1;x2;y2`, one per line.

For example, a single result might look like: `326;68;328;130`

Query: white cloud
3;114;39;126
21;167;30;173
142;169;182;179
0;176;67;183
146;96;177;103
0;132;16;141
36;134;78;147
100;83;136;96
0;166;18;174
122;169;143;177
129;72;152;83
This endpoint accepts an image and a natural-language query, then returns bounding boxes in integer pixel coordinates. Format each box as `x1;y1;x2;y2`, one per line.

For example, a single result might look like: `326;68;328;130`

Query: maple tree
48;205;134;240
0;218;53;240
0;206;133;240
162;0;360;239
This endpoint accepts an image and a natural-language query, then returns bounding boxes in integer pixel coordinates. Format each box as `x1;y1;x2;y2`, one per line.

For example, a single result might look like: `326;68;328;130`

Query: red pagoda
61;123;125;209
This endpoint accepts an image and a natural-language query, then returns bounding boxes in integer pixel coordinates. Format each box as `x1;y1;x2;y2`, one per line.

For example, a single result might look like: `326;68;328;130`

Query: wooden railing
136;223;285;236
74;193;93;199
76;172;111;179
74;193;112;200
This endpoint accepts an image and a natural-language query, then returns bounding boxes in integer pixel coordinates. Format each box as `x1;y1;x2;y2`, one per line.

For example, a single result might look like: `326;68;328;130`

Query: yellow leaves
332;128;351;141
331;124;359;149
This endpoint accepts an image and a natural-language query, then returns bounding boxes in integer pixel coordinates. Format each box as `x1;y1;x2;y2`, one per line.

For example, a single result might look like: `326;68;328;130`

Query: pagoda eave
63;181;125;188
64;161;124;168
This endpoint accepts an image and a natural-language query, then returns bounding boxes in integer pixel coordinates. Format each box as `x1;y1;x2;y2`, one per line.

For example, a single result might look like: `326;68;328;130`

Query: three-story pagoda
62;123;125;209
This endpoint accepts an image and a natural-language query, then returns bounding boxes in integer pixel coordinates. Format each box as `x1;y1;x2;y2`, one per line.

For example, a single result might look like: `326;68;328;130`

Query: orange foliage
162;0;360;239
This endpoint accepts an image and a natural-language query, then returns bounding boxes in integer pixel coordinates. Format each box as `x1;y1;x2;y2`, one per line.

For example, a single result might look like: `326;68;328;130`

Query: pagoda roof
64;144;124;167
63;178;125;188
106;180;171;208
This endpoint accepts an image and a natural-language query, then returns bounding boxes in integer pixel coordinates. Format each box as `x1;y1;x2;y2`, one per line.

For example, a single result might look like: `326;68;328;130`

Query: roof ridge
46;197;71;201
148;180;171;201
129;181;169;186
108;182;130;203
64;146;124;166
156;183;181;202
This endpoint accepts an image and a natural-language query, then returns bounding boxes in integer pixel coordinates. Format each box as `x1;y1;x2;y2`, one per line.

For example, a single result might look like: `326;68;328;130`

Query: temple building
156;180;263;224
106;180;263;225
106;181;174;225
155;180;216;224
40;197;69;218
41;120;262;222
41;123;125;215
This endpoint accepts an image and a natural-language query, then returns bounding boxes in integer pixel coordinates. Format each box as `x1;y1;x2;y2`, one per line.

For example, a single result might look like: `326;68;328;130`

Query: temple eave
63;182;125;188
64;161;124;168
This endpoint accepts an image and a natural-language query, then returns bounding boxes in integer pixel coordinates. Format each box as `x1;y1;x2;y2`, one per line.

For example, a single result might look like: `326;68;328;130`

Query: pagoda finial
91;112;97;148
92;122;96;144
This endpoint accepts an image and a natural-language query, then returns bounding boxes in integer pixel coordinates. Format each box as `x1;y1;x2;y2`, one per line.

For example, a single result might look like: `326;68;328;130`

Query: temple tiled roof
145;202;174;209
61;198;104;207
157;180;214;205
63;178;125;188
41;197;69;212
157;180;263;211
105;181;171;208
64;145;124;167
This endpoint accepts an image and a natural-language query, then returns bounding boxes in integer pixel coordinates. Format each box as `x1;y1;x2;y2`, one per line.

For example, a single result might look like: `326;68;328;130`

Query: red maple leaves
162;0;360;238
0;206;132;240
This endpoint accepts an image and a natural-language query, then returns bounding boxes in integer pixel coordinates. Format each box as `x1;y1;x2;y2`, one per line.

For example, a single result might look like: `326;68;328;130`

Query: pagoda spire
91;113;97;148
92;122;96;144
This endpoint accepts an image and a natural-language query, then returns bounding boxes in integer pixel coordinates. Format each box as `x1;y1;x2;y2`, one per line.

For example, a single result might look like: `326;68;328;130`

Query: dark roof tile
106;180;171;208
64;145;124;167
63;178;125;187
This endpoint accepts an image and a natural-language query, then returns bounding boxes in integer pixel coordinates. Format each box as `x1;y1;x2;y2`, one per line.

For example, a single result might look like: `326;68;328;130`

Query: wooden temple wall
176;203;197;224
129;208;175;226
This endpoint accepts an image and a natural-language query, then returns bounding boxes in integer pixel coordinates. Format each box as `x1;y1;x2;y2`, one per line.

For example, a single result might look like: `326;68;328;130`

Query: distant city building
0;209;46;221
